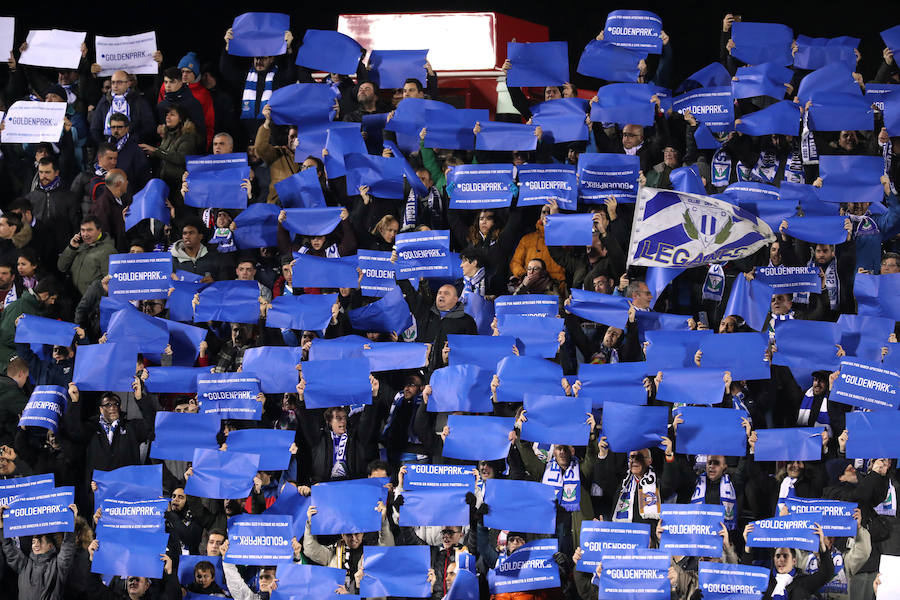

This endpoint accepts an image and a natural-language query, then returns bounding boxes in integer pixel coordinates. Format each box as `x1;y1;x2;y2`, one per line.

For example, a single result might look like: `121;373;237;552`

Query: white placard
878;555;900;598
95;32;158;77
0;101;66;144
0;17;14;57
19;29;85;70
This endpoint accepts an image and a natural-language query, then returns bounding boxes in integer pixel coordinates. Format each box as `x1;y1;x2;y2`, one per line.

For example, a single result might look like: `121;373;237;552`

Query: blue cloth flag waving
368;50;428;89
125;179;169;230
348;285;413;334
274;167;327;208
295;30;363;75
731;22;794;66
577;40;643;82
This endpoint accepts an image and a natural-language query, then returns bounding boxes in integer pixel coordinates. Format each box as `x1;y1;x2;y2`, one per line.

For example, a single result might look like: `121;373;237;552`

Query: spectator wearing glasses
508;204;566;289
106;113;151;195
89;69;156;145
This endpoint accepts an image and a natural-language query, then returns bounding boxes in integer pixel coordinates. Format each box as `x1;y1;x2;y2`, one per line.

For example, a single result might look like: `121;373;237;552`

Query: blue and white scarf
701;264;725;301
795;258;838;310
797;388;830;434
209;228;236;253
381;391;422;445
331;432;348;478
542;454;581;512
111;133;129;152
692;472;737;530
241;67;276;120
99;417;119;444
850;212;880;239
38;175;61;192
772;569;795;600
402;188;418;230
804;547;847;597
298;244;340;259
768;311;794;342
461;268;485;304
613;468;660;522
711;149;732;188
875;479;897;516
104;94;130;136
801;111;818;165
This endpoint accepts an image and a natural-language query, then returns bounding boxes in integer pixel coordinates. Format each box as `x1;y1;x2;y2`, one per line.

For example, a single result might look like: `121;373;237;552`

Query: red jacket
159;81;215;150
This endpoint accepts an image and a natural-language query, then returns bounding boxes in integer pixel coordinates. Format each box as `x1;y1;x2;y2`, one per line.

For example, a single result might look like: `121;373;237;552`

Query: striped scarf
461;268;485;304
692;473;737;530
104;94;130;136
613;468;660;522
882;139;896;195
331;432;348;478
241;67;276;120
797;388;830;434
768;311;794;341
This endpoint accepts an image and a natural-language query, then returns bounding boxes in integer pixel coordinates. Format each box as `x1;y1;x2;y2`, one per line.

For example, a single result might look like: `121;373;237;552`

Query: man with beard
106;113;151;195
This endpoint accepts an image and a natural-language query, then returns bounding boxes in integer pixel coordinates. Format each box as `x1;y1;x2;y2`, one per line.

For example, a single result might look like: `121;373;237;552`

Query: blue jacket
855;192;900;273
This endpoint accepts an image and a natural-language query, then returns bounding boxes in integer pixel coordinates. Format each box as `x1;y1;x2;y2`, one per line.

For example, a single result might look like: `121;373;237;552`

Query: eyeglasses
100;399;121;408
622;132;640;138
525;266;543;272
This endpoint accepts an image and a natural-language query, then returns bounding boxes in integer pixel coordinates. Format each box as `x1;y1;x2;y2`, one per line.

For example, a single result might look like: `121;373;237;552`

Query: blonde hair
371;214;400;238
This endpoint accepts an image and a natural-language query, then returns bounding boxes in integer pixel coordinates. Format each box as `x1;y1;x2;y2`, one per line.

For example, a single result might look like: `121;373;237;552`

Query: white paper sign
19;29;85;70
878;555;900;598
95;32;158;77
0;101;66;144
0;17;14;57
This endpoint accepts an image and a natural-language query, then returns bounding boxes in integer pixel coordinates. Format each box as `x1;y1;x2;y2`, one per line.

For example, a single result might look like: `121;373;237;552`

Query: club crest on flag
682;198;733;248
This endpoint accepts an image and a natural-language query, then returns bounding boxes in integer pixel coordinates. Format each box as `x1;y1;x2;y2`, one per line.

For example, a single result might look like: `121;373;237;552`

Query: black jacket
297;404;380;484
398;280;478;371
89;89;156;144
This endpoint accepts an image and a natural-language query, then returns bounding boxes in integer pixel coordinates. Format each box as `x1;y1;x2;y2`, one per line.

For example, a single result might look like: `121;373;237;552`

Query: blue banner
72;343;137;391
227;429;295;471
177;555;225;588
242;346;304;393
310;479;385;535
797;63;859;105
495;356;564;404
93;465;160;505
516;164;578;210
302;358;371;409
324;127;367;179
793;35;858;70
673;87;735;132
282;208;343;237
845;411;900;459
265;293;337;331
464;292;495;336
265;483;311;539
14;314;77;347
308;335;368;360
819;155;884;206
837;315;894;363
495;295;559;318
506;41;568;87
447;334;517;370
488;539;560;594
780;181;833;219
361;545;431;598
18;385;67;432
91;528;168;579
358;250;396;297
345;153;405;200
772;320;841;374
443;415;514;461
142;366;207;394
723;275;774;332
754;427;823;462
144;317;206;367
592;83;655;127
855;273;900;321
830;359;899;411
395;230;451;278
578;522;651;573
233;204;279;250
675;407;748;456
185;153;250;209
348;285;413;334
577;153;641;203
754;265;820;294
732;64;791;100
447;165;515;209
399;487;469;527
660;504;725;557
597;549;669;600
364;342;428;372
197;373;262;420
484;479;557;534
602;402;668;453
149;412;221;461
699;561;770;600
427;364;492;413
387;97;439;136
678;62;732;93
275;168;326;209
656;367;725;405
447;567;478;600
604;10;663;53
224;514;293;564
194;280;261;324
268;83;337;127
475;122;537;152
498;315;563;358
577;39;643;83
290;254;358;289
421;106;485;151
644;330;712;370
272;563;345;599
521;394;591;446
783;497;856;537
125;179;169;230
544;213;594;246
575;363;650;407
229;12;289;57
98;498;167;533
747;514;819;552
185;448;259;499
3;486;73;536
735;100;801;136
0;474;54;507
530;98;589;143
731;22;794;66
368;49;428;89
295;29;363;75
723;185;795;232
403;463;476;490
567;288;630;330
808;92;873;132
868;84;900;132
106;309;169;354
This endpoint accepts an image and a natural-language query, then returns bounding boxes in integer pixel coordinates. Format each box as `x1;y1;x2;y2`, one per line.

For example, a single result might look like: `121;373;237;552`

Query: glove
464;492;477;507
393;494;405;508
476;502;490;516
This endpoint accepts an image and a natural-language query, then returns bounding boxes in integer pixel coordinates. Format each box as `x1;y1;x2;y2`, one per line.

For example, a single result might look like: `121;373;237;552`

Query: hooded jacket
0;531;76;600
57;232;116;295
170;240;226;280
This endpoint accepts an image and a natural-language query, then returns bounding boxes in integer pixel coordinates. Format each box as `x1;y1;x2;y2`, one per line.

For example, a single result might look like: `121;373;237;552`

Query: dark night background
7;1;900;87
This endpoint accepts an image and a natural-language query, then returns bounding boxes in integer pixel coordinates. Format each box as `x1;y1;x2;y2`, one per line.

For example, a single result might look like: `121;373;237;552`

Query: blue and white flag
660;504;725;557
506;42;568;87
577;39;644;83
395;230;451;278
516;164;578;210
0;474;54;507
448;165;515;209
14;314;77;347
125;179;170;230
3;486;73;536
0;101;66;143
275;168;326;209
399;488;469;527
521;394;591;446
855;273;900;321
303;358;370;409
575;362;650;407
675;407;748;457
495;294;559;318
627;187;776;268
295;29;362;75
754;265;820;294
596;549;669;600
447;334;517;370
601;402;669;453
753;428;823;462
488;539;560;594
577;153;641;203
673;87;734;132
731;22;794;66
830;359;899;411
224;514;293;565
72;343;137;392
358;250;396;297
363;342;428;372
185;153;250;209
227;429;295;471
544;213;594;246
98;498;167;533
93;465;161;505
747;514;819;552
185;448;259;500
361;545;431;598
265;293;337;332
197;373;261;420
310;479;386;535
699;561;770;600
91;528;168;579
483;479;557;534
242;346;304;393
845;411;900;459
149;412;221;462
783;497;856;537
194;280;261;324
228;13;289;57
403;464;476;491
592;83;656;127
443;415;514;461
604;10;662;53
577;522;651;573
19;385;67;432
428;364;493;413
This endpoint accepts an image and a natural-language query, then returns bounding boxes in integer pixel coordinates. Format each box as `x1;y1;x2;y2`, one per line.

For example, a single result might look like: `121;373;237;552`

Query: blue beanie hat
178;52;200;78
